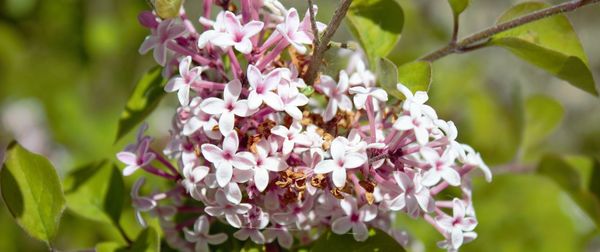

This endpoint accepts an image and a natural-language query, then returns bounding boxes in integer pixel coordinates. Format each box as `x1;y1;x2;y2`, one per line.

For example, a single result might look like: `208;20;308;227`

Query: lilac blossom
200;79;252;135
331;197;377;241
201;132;253;187
165;56;207;106
318;71;353;122
139;19;186;66
313;137;367;188
184;215;228;252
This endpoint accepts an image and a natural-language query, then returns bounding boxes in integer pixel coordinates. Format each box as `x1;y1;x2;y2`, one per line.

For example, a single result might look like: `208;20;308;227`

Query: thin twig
420;0;600;62
307;0;320;47
304;0;353;85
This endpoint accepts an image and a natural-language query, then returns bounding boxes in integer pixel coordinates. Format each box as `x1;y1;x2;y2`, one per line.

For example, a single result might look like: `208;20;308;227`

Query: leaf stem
420;0;600;62
304;0;354;85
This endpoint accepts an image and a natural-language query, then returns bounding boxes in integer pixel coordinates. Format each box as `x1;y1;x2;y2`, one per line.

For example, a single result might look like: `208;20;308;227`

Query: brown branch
304;0;353;85
307;0;320;47
420;0;600;62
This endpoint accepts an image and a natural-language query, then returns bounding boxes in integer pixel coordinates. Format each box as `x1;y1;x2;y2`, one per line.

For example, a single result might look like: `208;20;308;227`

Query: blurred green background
0;0;599;251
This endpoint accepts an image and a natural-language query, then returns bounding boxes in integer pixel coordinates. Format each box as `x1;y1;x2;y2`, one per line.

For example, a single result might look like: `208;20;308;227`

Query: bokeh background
1;0;599;251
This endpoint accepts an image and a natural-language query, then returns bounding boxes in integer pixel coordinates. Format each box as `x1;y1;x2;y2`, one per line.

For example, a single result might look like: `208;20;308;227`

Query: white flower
200;132;253;187
200;79;252;135
318;71;353;122
313;137;367;188
331;197;378;242
435;198;478;250
184;215;228;252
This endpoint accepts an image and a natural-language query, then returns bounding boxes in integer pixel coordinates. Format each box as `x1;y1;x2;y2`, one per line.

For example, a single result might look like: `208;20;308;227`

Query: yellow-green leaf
521;95;564;159
448;0;469;16
311;228;406;252
0;141;66;246
346;0;404;67
116;66;166;142
397;61;432;94
63;160;125;226
490;2;597;96
376;57;401;99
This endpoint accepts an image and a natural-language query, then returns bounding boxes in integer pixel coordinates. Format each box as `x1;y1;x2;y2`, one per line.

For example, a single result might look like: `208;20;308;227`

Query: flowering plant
118;0;494;251
2;0;599;251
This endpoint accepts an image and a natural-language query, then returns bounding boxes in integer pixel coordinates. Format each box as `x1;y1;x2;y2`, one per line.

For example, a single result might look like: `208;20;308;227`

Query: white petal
201;144;224;164
200;97;226;115
216;162;233;187
313;160;335;174
254;167;270;192
331;167;347;188
352;222;369;242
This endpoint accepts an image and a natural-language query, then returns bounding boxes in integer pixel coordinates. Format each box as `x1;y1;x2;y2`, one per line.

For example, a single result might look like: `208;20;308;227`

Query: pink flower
331;197;377;241
246;65;284;110
131;178;156;227
387;171;434;218
318;71;353;122
348;57;375;87
420;148;461;186
116;138;155;176
270;121;311;155
184;215;228;252
204;189;252;228
200;79;252;135
275;8;312;54
139;19;186;66
182;163;210;194
349;86;388;110
233;207;269;244
198;11;227;48
209;11;263;54
238;139;285;192
393;103;434;145
435;199;478;250
264;223;293;249
278;83;309;120
165;56;206;106
201;132;253;187
313;137;367;188
180;97;220;139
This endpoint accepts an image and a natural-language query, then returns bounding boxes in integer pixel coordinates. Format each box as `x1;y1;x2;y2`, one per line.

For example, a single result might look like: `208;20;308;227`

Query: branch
304;0;353;85
307;0;320;47
420;0;600;62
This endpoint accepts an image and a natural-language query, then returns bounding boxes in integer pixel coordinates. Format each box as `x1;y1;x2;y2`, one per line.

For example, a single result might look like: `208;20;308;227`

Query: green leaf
63;160;124;226
521;95;564;159
311;228;405;252
376;58;401;99
397;61;432;94
96;227;160;252
116;66;166;142
129;227;160;252
537;154;600;227
448;0;469;16
346;0;404;67
490;2;597;96
0;141;66;246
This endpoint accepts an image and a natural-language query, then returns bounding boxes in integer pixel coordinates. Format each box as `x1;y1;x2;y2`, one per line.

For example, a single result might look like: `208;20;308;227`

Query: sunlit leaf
116;66;166;142
376;57;401;99
537;154;600;227
0;141;66;246
311;228;405;252
63;160;124;226
521;95;564;160
346;0;404;67
448;0;469;16
397;61;432;94
96;227;160;252
490;2;597;96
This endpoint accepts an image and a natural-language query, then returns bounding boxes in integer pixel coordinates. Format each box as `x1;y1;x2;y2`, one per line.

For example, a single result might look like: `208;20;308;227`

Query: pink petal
329;138;346;161
216;162;233;187
116;152;137;166
223;131;239;153
177;85;191;106
254;166;269;192
139;36;158;54
122;165;139;176
219;112;235;135
224;79;242;102
343;153;366;169
331;216;352;234
393;116;413;130
226;213;242;228
441;168;461;186
224;182;242;204
200;97;226;115
285;9;300;34
206;233;228;245
352;222;369;242
194;215;210;234
331;167;347;188
243;21;264;37
313;160;335;174
201;144;224;164
263;92;284;111
153;43;167;66
234;39;253;54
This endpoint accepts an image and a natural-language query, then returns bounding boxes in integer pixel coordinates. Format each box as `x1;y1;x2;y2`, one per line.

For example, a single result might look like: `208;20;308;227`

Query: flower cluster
119;1;492;251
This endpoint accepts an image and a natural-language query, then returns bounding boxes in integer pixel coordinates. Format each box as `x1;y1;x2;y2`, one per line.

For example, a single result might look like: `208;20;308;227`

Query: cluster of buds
118;1;492;251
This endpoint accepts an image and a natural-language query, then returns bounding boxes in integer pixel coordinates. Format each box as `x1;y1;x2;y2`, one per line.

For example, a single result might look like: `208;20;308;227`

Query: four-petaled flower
318;71;353;122
184;215;228;252
435;198;478;250
420;147;461;187
349;86;388;110
205;11;264;54
201;79;252;135
205;189;252;228
239;139;286;192
271;121;311;155
313;137;367;188
139;19;186;66
387;171;434;218
331;197;378;242
275;8;313;54
247;65;284;110
165;56;207;106
116;138;155;176
201;132;253;187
